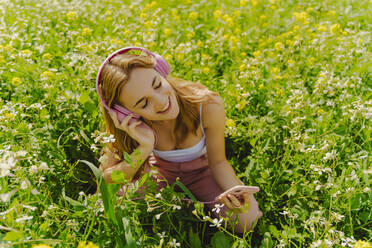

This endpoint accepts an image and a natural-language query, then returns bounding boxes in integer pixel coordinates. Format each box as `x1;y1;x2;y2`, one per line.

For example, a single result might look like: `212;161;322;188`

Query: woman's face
118;67;179;122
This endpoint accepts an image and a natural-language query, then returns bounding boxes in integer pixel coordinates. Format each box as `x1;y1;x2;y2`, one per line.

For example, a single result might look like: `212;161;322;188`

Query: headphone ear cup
112;104;141;123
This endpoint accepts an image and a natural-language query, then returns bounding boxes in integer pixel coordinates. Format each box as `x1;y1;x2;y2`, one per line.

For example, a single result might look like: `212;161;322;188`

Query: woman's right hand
108;111;155;149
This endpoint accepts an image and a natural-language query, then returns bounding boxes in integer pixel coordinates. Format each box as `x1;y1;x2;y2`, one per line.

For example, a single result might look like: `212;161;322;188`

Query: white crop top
152;104;207;162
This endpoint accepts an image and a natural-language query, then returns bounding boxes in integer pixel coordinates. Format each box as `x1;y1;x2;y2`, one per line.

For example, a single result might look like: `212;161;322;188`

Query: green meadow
0;0;371;247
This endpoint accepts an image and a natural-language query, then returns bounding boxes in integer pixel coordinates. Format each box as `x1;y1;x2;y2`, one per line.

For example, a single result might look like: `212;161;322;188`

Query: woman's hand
108;111;155;149
216;186;261;214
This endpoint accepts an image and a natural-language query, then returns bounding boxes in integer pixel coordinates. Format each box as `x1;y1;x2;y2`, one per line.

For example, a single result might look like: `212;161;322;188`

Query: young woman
96;47;263;234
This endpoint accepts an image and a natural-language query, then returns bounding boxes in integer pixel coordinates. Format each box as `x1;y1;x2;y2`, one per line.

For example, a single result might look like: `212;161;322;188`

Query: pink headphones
96;46;171;146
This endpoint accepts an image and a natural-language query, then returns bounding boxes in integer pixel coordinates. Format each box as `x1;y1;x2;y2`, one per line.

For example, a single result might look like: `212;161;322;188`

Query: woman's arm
203;95;244;191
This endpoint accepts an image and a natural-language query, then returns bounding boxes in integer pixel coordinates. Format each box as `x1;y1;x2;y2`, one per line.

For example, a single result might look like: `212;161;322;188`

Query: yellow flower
0;55;5;63
234;27;241;33
202;67;210;74
239;64;246;71
189;11;198;20
240;52;247;57
164;28;171;36
176;53;184;60
260;15;266;20
240;0;248;6
229;35;239;44
271;67;280;74
11;77;22;86
317;108;325;115
173;15;180;21
306;7;314;13
81;27;92;36
187;31;195;39
226;119;236;128
250;0;258;7
287;59;295;66
253;50;261;58
4;44;13;52
197;40;204;47
32;244;53;248
106;16;113;21
233;10;241;18
171;9;178;16
78;241;99;248
134;41;141;47
66;11;77;21
124;29;132;36
144;21;153;28
330;23;341;34
293;11;309;25
21;49;32;56
308;57;316;65
275;87;284;97
150;1;157;8
353;240;372;248
140;12;147;20
213;9;222;19
258;83;264;90
42;53;53;60
164;54;172;61
274;42;284;51
267;38;273;43
327;10;336;16
226;17;234;26
41;71;55;80
317;24;327;32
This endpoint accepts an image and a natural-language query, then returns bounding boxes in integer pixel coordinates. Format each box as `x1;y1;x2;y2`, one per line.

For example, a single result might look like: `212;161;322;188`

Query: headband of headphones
96;46;171;113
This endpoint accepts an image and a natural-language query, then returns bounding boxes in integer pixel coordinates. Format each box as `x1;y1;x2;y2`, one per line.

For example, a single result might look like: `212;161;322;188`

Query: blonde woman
96;47;263;233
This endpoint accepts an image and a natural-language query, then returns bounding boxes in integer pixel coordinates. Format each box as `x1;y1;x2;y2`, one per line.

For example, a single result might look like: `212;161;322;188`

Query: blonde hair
98;53;220;163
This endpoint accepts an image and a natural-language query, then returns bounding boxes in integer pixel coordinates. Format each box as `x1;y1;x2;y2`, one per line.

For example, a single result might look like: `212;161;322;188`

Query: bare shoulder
202;94;226;129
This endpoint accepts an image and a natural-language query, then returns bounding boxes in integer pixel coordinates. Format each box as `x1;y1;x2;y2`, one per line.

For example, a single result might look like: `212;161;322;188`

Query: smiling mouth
158;97;171;113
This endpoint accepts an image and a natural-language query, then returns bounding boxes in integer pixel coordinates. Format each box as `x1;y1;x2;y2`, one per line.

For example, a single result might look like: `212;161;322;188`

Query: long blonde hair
98;52;220;161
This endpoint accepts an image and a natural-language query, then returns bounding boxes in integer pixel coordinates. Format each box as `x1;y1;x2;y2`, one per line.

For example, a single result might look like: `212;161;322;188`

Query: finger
227;194;241;208
128;120;142;133
221;196;233;209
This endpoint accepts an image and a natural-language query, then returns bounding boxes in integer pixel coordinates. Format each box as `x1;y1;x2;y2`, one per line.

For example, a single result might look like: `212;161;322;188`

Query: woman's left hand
216;186;260;213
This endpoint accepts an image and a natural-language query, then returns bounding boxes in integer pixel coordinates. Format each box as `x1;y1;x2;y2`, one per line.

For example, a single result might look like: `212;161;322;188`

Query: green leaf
189;227;202;248
79;91;90;104
111;170;127;184
123;217;136;248
211;232;232;248
3;231;24;241
61;187;85;208
123;151;133;166
174;181;198;203
269;225;280;238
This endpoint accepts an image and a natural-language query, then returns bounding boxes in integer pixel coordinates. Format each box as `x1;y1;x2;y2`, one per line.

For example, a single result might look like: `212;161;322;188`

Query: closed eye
142;81;162;109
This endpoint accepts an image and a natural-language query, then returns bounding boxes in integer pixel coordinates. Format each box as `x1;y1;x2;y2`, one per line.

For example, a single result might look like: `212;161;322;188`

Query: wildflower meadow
0;0;371;247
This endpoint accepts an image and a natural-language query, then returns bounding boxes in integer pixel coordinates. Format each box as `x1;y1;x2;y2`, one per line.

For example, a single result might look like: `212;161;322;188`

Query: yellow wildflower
260;15;266;20
317;24;327;32
317;109;325;115
267;37;273;43
330;23;341;34
234;27;241;33
176;53;184;60
236;100;246;111
189;11;198;20
327;10;336;16
187;31;195;39
0;55;5;63
197;40;204;47
202;67;210;74
240;0;248;6
271;67;280;74
226;119;236;128
171;9;178;16
32;244;53;248
66;11;77;21
21;49;32;56
106;16;113;21
41;71;55;80
306;7;314;13
240;52;247;57
239;64;246;71
124;29;132;36
274;42;284;51
308;57;316;65
150;1;157;8
258;83;264;90
144;21;153;28
164;54;172;61
268;51;274;57
293;11;309;25
164;28;171;36
223;34;229;40
287;59;295;66
4;44;13;52
233;10;241;18
173;15;180;21
262;23;268;28
251;0;258;7
213;9;222;19
134;41;141;47
226;17;234;26
42;53;53;60
353;241;372;248
140;12;147;20
229;35;239;44
253;50;261;58
81;27;92;36
11;77;22;86
78;241;99;248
